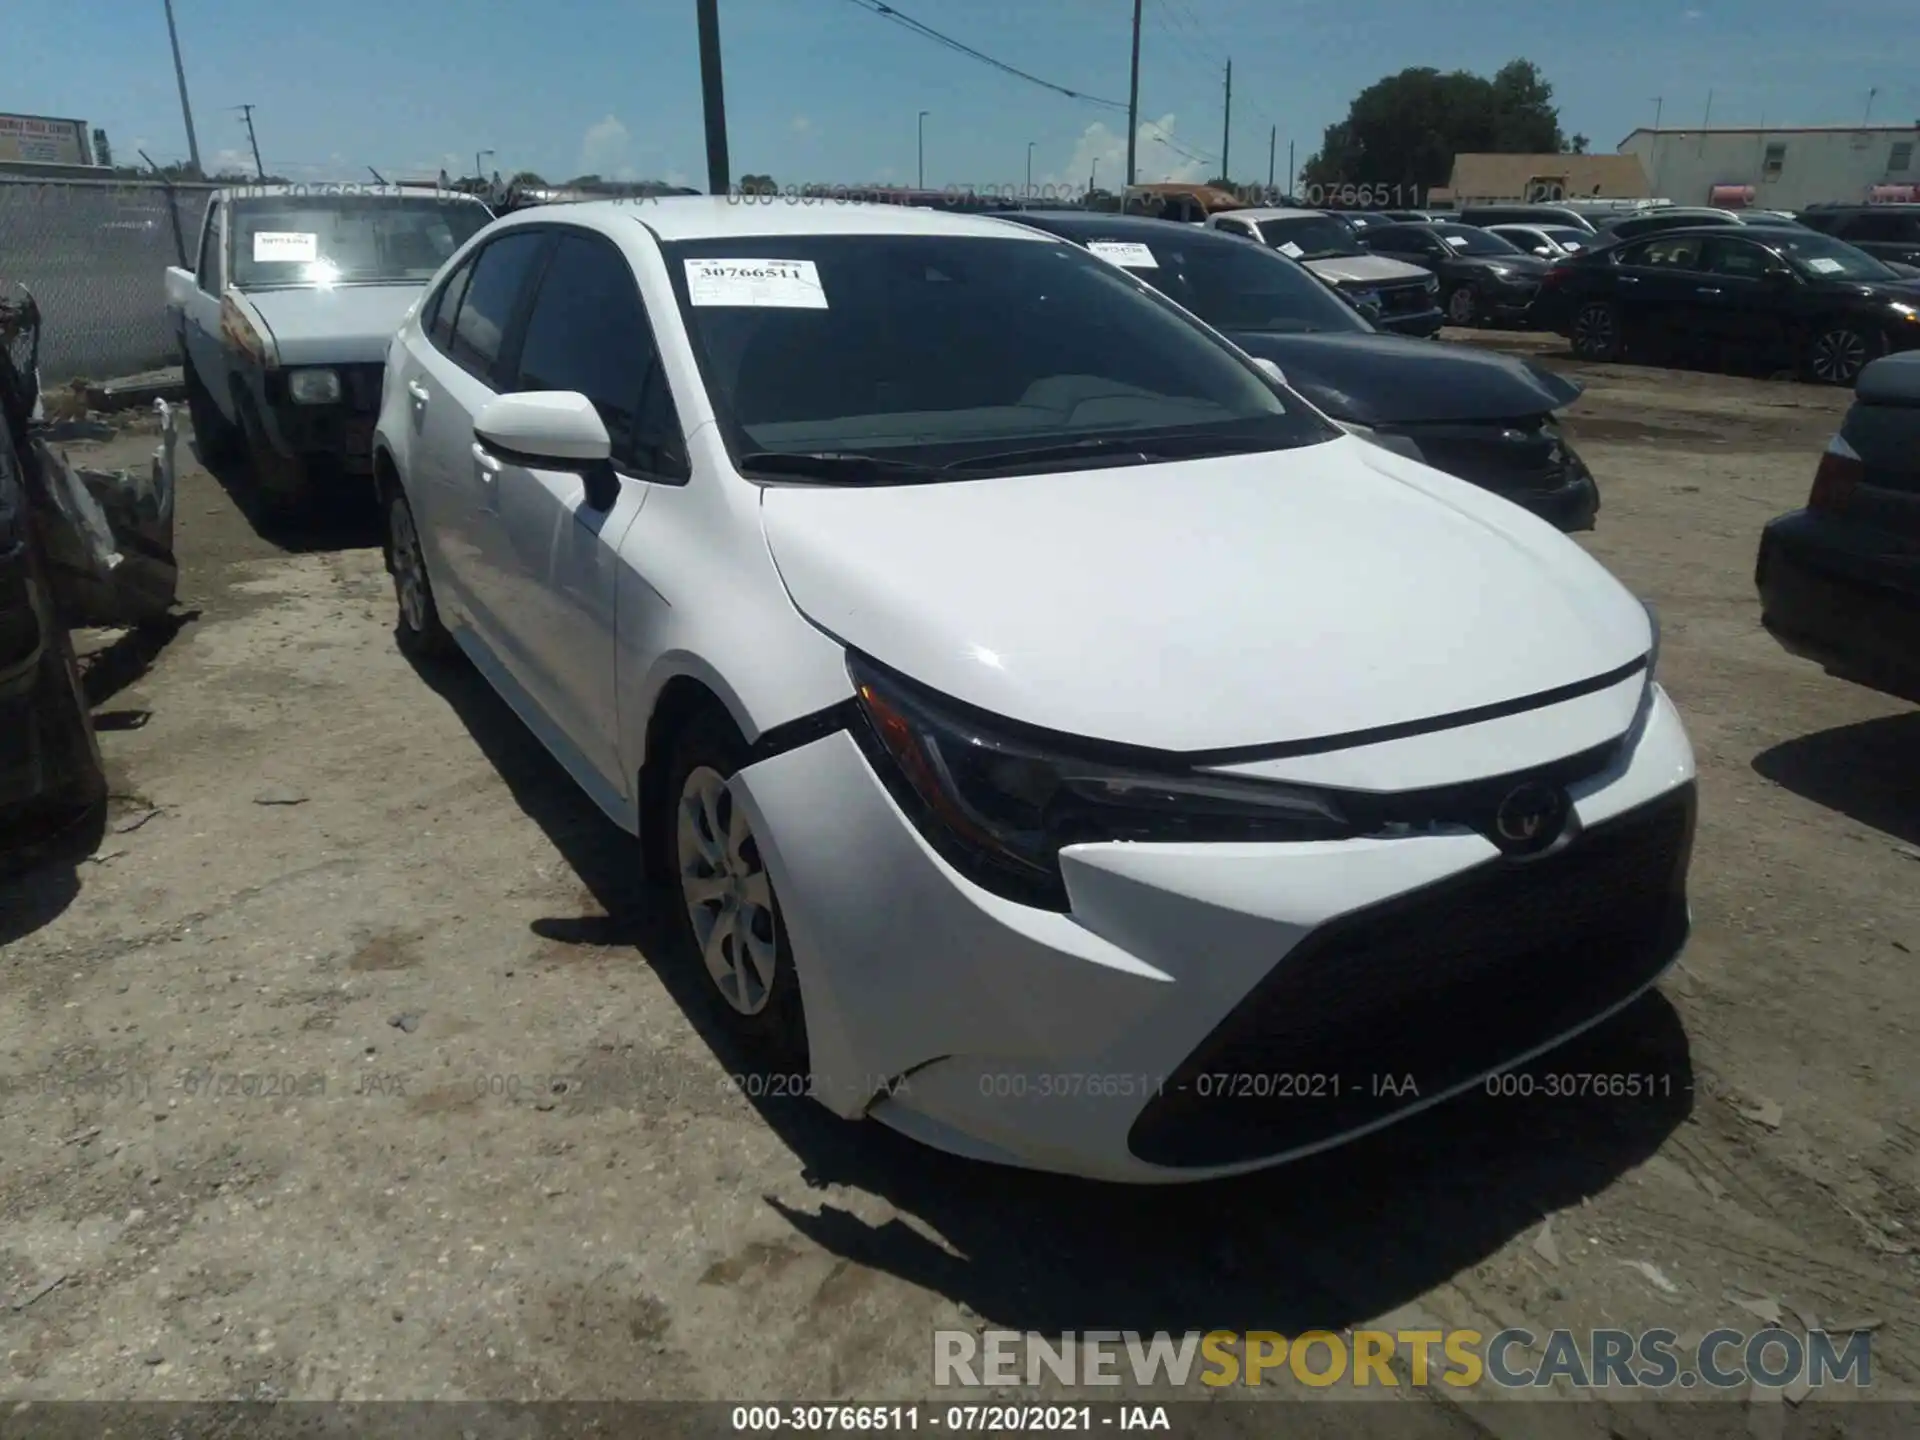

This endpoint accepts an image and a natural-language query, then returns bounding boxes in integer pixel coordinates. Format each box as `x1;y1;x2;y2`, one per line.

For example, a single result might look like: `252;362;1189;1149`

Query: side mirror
1253;357;1288;388
474;391;621;510
474;391;611;464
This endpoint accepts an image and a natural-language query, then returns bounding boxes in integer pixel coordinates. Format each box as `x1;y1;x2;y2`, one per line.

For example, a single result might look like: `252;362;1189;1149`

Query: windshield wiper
945;432;1281;473
736;450;952;485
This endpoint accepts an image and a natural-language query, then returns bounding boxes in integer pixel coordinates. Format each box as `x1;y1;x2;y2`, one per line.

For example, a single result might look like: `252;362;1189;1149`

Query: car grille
340;364;384;415
1377;281;1434;315
1127;783;1696;1168
1388;417;1572;494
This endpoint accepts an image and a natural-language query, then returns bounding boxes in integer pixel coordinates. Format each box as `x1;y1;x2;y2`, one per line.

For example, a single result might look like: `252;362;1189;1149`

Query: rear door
404;228;551;652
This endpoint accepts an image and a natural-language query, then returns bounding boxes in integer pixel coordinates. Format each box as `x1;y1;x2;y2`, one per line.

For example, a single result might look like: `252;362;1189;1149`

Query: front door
181;200;229;414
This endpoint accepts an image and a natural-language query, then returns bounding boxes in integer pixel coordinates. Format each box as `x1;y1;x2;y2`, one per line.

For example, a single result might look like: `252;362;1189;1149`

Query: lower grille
341;364;384;415
1128;784;1696;1168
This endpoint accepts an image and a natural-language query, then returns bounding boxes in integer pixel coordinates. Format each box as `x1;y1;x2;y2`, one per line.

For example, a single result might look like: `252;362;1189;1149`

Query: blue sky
17;0;1920;192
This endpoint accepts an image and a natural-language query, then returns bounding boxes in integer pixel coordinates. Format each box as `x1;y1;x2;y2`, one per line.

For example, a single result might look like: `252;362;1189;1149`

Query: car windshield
1255;216;1364;259
1432;224;1524;256
663;233;1339;478
1073;230;1372;336
228;194;491;288
1764;230;1899;282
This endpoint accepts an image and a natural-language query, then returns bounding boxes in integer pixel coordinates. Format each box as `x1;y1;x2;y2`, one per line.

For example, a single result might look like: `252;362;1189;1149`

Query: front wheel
1570;300;1623;361
1446;284;1481;327
664;717;808;1066
1805;324;1876;386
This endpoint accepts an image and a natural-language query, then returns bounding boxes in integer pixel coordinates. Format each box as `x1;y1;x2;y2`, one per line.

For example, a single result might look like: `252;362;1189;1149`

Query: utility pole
1287;139;1295;198
1864;87;1878;124
1220;60;1231;184
1026;141;1036;196
1652;96;1663;129
918;110;929;189
1125;0;1143;189
1090;156;1098;197
1267;125;1275;193
161;0;203;176
476;149;493;184
697;0;731;194
236;103;264;179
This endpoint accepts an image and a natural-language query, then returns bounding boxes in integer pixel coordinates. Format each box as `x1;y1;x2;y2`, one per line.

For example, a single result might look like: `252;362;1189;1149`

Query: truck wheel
234;387;309;518
183;358;240;468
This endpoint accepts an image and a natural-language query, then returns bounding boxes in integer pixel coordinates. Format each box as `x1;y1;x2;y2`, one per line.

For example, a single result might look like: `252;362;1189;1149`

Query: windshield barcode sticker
1087;241;1159;268
1805;257;1844;274
686;258;829;308
1277;241;1304;258
253;231;318;263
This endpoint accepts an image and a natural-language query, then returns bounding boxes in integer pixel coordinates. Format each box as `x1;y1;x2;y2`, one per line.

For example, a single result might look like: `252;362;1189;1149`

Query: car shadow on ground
193;439;381;554
1752;710;1920;846
413;650;1696;1335
0;801;106;945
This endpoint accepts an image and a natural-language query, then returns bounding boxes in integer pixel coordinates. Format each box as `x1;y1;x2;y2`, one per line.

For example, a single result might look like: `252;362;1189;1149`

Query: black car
1457;204;1599;235
1532;225;1920;384
1361;222;1551;328
1589;208;1807;246
1756;351;1920;700
1794;205;1920;270
988;211;1600;530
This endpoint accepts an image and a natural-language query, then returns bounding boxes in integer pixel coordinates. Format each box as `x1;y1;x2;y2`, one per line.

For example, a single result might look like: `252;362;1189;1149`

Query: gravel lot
1;337;1916;1429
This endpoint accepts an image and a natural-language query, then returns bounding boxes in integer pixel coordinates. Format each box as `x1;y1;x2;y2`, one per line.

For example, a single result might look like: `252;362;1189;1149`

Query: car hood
1302;253;1431;285
761;439;1650;752
1227;330;1581;424
235;283;424;366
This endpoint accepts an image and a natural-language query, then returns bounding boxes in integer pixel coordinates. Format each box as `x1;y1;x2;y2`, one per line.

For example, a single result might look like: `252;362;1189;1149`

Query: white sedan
373;197;1697;1183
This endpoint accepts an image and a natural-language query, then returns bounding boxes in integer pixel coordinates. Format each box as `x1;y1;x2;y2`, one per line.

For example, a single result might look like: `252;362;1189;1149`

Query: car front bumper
1757;510;1920;702
255;363;383;479
1375;305;1446;339
729;680;1697;1182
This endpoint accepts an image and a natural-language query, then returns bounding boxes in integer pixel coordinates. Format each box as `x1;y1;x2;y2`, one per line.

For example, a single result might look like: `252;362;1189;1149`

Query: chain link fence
0;175;216;385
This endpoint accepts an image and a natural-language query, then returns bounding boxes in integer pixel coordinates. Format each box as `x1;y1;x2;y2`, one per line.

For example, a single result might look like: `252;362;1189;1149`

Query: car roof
492;195;1058;243
218;183;487;205
1214;206;1327;222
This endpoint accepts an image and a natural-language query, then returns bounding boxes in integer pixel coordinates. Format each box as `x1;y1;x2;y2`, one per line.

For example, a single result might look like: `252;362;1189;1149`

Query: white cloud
580;114;631;177
1683;7;1703;18
1041;112;1207;193
791;115;814;135
211;147;252;174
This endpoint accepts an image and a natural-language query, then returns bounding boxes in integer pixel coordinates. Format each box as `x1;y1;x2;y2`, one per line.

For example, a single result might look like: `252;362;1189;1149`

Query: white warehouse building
1618;124;1919;211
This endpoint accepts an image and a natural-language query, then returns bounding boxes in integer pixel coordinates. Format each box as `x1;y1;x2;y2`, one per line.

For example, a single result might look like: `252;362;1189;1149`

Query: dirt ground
1;337;1916;1430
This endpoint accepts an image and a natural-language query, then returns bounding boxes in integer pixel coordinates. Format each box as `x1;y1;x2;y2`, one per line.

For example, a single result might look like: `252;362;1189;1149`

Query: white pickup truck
164;183;492;513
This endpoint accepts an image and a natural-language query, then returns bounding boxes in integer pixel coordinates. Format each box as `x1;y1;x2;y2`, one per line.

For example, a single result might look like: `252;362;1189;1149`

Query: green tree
738;173;777;195
1301;60;1568;193
509;170;547;187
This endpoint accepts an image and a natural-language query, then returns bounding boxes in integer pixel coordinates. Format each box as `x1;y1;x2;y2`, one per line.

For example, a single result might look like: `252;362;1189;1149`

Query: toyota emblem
1493;782;1568;854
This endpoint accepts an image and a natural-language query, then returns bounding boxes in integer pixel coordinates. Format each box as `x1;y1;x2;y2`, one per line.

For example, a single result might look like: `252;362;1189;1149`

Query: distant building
1439;153;1652;207
1618;124;1919;210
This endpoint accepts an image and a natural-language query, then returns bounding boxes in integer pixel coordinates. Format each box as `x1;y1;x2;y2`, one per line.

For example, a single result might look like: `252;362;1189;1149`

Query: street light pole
1027;141;1036;196
161;0;203;176
697;0;731;194
918;110;929;189
476;149;493;183
1125;0;1143;189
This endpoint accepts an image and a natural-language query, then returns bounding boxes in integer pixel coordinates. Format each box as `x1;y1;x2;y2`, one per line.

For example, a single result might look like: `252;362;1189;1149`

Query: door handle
407;380;430;404
1618;275;1639;284
1695;286;1722;295
471;441;502;480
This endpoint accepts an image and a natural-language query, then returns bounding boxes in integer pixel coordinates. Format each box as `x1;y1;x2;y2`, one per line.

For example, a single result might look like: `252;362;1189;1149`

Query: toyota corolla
374;198;1697;1182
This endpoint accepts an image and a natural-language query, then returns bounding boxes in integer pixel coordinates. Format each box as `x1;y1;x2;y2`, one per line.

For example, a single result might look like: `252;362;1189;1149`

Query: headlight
1891;301;1919;323
1339;421;1426;465
1423;274;1439;292
288;368;341;404
847;654;1354;909
1641;598;1661;679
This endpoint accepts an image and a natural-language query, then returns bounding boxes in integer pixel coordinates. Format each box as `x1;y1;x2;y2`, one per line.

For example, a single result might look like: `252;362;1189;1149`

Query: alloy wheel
1447;286;1478;326
1573;303;1616;358
389;496;428;634
1810;328;1869;385
676;766;779;1016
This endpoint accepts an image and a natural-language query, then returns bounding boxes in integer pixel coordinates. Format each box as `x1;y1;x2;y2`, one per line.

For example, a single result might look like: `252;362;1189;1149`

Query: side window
448;231;548;384
425;254;476;353
1638;235;1705;269
511;233;686;477
196;202;223;291
1701;238;1774;278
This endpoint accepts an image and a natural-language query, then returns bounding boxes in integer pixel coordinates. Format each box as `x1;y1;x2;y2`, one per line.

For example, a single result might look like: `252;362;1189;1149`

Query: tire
182;356;240;468
233;385;309;517
1446;283;1481;327
1804;324;1876;386
1570;300;1623;361
383;483;455;661
661;713;808;1067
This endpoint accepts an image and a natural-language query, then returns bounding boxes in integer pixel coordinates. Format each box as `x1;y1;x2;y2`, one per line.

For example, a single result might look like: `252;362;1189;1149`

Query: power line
841;0;1129;111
